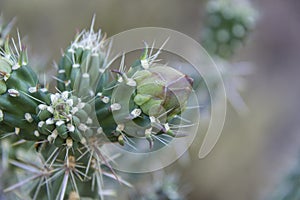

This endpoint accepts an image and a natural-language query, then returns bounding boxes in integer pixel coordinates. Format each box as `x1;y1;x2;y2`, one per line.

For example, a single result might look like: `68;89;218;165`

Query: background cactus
195;0;257;114
201;0;257;59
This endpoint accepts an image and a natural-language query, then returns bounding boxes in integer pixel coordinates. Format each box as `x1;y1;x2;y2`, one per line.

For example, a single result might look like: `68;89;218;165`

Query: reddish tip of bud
185;75;194;87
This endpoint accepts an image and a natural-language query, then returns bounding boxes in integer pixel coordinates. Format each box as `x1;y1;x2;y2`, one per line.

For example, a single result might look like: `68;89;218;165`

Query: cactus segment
0;18;197;199
95;50;193;148
57;27;109;98
0;38;51;141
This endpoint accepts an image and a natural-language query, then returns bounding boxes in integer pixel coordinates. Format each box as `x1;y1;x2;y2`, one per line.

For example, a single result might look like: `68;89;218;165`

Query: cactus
0;16;195;199
201;0;257;59
0;2;259;196
56;19;109;98
197;0;257;113
0;0;263;197
0;37;51;140
0;28;126;199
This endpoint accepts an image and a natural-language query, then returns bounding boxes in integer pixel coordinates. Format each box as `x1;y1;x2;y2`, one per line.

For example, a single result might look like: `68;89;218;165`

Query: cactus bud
133;65;193;118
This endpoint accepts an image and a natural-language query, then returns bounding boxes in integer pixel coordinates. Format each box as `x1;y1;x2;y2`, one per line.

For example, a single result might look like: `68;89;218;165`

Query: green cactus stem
0;18;196;199
56;18;109;98
0;37;50;141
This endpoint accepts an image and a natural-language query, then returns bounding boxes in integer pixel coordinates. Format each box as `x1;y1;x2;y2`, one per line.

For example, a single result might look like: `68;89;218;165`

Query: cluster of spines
56;21;109;98
0;18;195;199
35;91;97;148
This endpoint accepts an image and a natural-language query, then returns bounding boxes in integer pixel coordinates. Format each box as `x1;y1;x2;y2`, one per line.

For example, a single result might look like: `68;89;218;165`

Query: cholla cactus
0;17;194;199
0;17;19;132
0;37;50;141
0;29;123;199
201;0;257;59
197;0;257;113
56;20;109;97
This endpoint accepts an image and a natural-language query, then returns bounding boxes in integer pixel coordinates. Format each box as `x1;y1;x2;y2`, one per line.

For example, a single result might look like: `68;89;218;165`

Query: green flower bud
133;65;193;118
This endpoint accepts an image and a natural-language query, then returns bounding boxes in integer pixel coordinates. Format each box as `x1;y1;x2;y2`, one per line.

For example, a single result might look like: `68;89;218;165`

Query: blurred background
0;0;300;199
